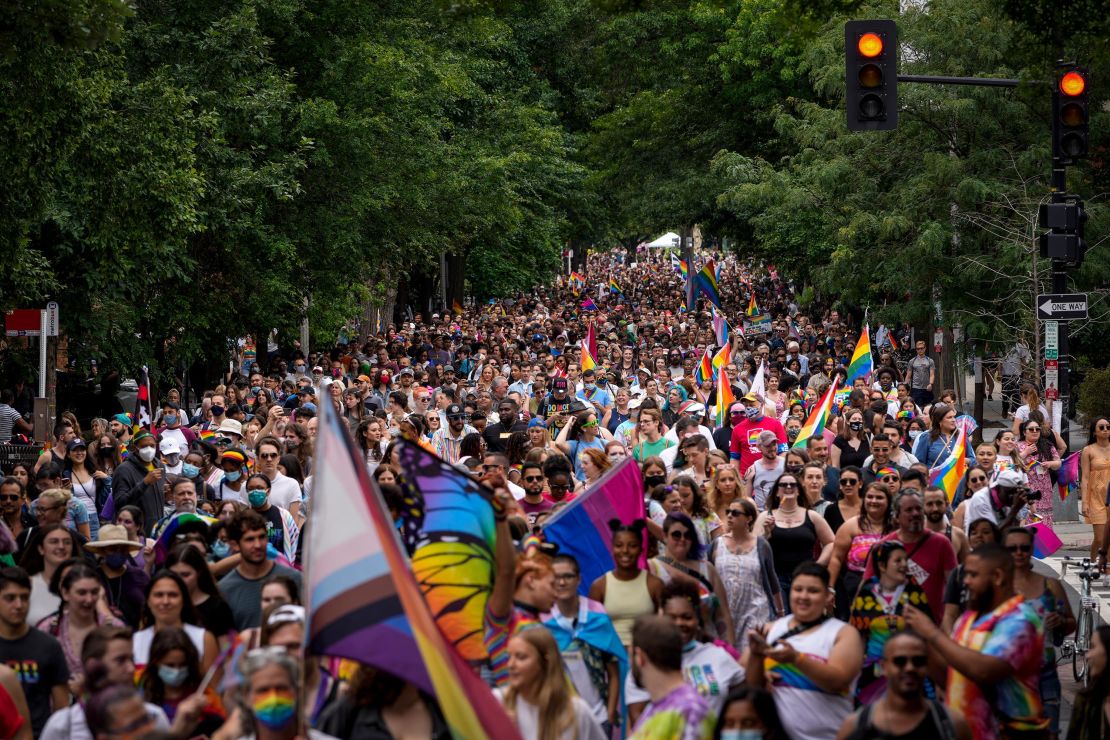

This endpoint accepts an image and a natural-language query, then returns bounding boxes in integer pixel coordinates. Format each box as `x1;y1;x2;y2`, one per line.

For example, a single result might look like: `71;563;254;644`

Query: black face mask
644;474;666;488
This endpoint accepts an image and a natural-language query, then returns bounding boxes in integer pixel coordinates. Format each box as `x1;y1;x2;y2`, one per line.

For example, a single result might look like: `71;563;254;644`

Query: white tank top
133;623;206;667
763;615;855;740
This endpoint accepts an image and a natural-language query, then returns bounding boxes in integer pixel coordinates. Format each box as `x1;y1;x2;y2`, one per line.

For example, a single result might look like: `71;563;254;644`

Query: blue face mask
720;731;764;740
251;386;262;395
181;462;199;478
163;414;178;426
212;540;231;559
224;469;242;483
104;553;129;570
158;665;189;688
248;489;268;508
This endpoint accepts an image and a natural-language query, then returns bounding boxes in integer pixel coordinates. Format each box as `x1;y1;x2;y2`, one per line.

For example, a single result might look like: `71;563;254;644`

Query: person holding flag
729;392;786;476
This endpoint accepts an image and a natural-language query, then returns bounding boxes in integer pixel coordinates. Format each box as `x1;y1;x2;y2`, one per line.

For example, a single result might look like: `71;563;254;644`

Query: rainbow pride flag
1057;451;1080;500
746;292;760;317
451;299;464;315
846;325;873;385
694;260;721;308
199;429;217;442
609;278;623;297
580;341;597;373
928;426;968;504
670;252;688;277
716;376;735;427
792;380;838;449
695;347;716;386
711;342;731;374
305;395;517;740
585;321;597;363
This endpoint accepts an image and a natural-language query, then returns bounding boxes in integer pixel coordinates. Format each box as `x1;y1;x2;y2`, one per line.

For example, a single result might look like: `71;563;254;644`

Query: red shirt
729;416;787;474
862;529;957;623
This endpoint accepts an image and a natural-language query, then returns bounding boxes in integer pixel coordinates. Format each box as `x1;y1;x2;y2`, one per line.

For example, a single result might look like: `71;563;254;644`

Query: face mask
720;731;764;740
250;386;262;395
644;474;666;488
584;383;595;391
909;429;923;440
295;366;305;375
165;461;183;475
163;414;178;426
224;469;242;483
104;553;129;570
137;447;157;463
248;489;268;508
744;407;760;419
787;428;800;441
212;540;231;559
158;665;189;688
182;463;199;478
849;421;864;431
252;691;296;731
210;405;225;417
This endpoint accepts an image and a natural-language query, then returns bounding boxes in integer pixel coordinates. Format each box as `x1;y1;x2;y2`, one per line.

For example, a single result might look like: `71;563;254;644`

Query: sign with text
1037;293;1087;321
5;309;41;337
1044;320;1058;360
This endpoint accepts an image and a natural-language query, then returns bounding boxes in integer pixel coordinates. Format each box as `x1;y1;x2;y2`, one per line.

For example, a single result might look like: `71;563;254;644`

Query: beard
925;511;944;523
972;584;996;613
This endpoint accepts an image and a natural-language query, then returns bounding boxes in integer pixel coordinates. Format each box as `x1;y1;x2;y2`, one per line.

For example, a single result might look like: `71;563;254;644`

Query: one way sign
1037;293;1087;321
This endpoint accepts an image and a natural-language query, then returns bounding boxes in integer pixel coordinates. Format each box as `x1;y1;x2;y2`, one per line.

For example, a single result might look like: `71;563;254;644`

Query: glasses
881;475;901;483
890;655;928;669
1006;544;1033;553
553;573;579;582
778;482;798;489
523;475;544;482
258;452;280;460
447;415;466;422
482;463;504;472
726;509;747;517
0;495;20;502
667;529;695;541
37;505;60;514
840;478;859;486
729;411;744;417
969;476;987;483
1097;424;1110;431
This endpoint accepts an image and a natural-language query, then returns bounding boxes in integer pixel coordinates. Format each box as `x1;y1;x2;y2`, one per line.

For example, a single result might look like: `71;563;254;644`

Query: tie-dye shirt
629;683;715;740
484;601;542;687
947;594;1048;740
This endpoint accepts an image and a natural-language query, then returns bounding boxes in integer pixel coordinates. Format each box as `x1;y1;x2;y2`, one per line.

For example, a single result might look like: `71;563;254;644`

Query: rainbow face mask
252;690;296;730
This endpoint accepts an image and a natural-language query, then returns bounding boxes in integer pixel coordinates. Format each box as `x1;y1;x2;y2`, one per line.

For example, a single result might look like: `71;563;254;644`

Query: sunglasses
258;452;280;460
726;509;747;517
667;529;695;541
840;478;859;486
1026;426;1040;432
969;476;987;483
1006;544;1033;553
778;482;798;489
523;475;543;482
890;655;928;669
881;475;901;483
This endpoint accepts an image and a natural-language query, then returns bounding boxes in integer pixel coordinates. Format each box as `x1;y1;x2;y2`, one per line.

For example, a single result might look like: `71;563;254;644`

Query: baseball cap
158;437;180;455
991;468;1028;488
552;378;569;391
528;417;547;429
66;438;87;451
357;374;372;383
446;403;465;418
741;391;759;403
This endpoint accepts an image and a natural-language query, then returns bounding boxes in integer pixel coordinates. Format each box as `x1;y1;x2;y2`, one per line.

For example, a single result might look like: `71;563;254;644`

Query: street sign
1037;293;1087;320
1045;358;1059;398
45;302;59;337
1044;320;1058;360
5;309;41;337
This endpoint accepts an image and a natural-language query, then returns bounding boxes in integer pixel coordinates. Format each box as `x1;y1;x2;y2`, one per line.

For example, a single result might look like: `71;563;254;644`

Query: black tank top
772;513;817;579
848;700;955;740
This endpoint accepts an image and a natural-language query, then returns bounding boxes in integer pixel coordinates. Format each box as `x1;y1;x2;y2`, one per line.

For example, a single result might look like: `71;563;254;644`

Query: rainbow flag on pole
694;259;721;308
305;397;518;740
745;292;760;317
670;252;688;278
715;375;735;427
695;347;716;386
711;342;731;374
608;278;624;298
846;325;873;385
928;425;968;504
792;380;838;449
580;341;597;373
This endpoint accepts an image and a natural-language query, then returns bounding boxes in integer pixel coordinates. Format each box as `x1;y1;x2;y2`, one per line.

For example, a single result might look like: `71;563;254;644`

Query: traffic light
845;20;898;132
1053;67;1089;161
1039;200;1087;264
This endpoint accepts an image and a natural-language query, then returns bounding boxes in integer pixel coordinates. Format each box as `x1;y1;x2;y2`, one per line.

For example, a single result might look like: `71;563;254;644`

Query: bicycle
1059;556;1103;686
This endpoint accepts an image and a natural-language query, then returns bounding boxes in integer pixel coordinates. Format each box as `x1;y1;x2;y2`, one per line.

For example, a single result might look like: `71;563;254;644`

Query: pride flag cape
745;293;760;317
581;297;598;311
542;457;647;594
304;400;517;740
716;375;735;427
711;307;731;346
694;259;721;308
695;346;715;386
928;426;968;504
792;380;838;449
1057;451;1080;500
846;325;873;385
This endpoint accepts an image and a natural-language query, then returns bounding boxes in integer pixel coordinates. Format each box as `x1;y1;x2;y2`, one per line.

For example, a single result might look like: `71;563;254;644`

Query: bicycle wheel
1074;610;1092;684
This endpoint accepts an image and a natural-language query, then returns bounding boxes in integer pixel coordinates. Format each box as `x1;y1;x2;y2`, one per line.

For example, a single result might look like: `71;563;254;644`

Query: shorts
1039;664;1061;734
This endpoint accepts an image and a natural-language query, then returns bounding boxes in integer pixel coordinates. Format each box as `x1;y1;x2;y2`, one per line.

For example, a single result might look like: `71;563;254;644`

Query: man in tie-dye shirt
629;615;714;740
905;543;1047;740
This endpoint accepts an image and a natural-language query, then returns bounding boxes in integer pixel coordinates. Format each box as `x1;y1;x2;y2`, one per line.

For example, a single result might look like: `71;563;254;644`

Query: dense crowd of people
0;249;1107;739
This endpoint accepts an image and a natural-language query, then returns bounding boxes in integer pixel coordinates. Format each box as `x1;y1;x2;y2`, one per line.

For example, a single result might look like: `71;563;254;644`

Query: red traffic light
1060;71;1086;97
858;33;883;58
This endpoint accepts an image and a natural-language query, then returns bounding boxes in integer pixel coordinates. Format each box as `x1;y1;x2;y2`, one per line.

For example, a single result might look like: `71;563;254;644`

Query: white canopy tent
645;232;682;249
